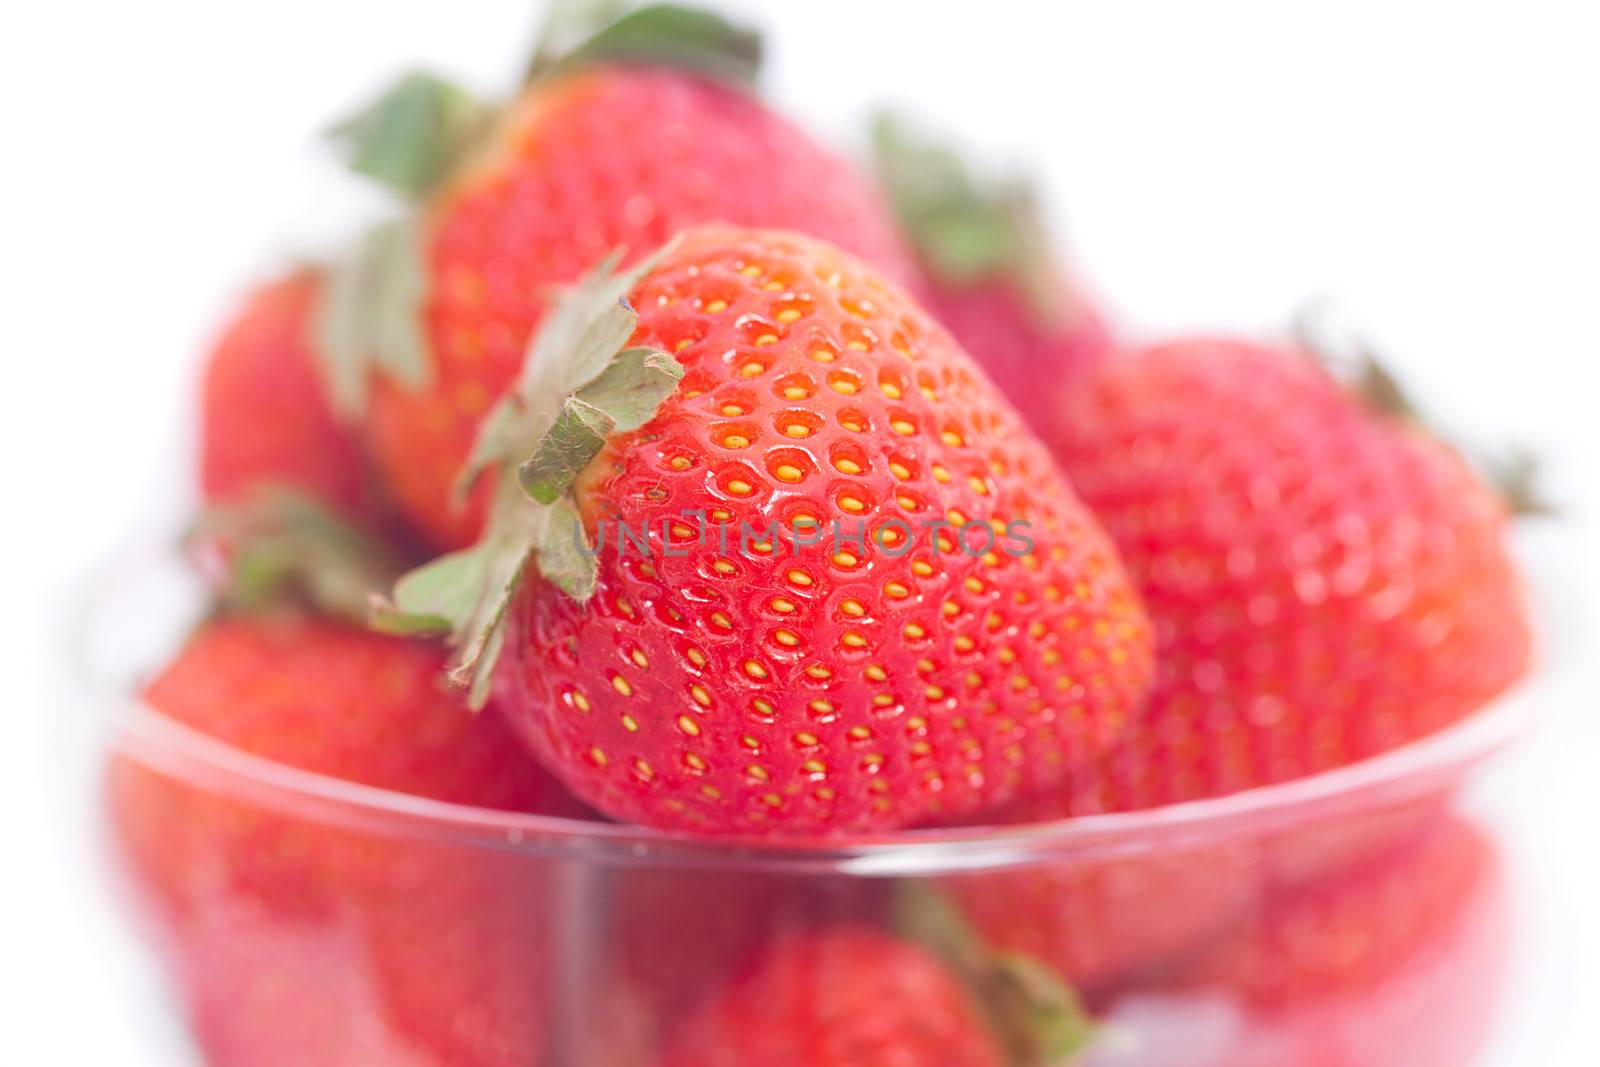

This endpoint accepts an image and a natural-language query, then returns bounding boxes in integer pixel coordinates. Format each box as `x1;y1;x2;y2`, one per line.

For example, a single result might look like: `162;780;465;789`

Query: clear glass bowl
88;547;1534;1067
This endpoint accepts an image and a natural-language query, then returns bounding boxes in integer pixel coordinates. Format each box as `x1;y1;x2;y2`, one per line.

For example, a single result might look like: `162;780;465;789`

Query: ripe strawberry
382;225;1154;835
1094;817;1507;1067
1046;337;1530;809
106;617;587;1066
329;10;918;551
656;928;1007;1067
874;115;1112;441
199;270;383;522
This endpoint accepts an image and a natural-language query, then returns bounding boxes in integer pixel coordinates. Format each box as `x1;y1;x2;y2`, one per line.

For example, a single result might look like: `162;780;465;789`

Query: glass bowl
87;545;1534;1067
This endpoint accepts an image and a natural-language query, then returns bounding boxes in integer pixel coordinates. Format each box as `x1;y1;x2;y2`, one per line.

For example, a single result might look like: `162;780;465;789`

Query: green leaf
314;218;431;418
518;397;617;504
895;885;1099;1067
328;70;494;199
872;113;1065;326
530;3;763;88
190;487;403;623
376;239;686;703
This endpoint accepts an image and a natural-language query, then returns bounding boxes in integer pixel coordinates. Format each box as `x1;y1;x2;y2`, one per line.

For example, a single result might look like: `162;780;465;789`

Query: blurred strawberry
1048;337;1530;809
873;114;1112;441
321;6;918;550
656;928;1009;1067
379;226;1153;836
106;616;589;1066
1091;817;1507;1067
199;270;385;524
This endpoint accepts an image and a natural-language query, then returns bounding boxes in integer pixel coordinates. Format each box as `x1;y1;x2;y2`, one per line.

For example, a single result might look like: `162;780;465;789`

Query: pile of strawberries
106;5;1534;1066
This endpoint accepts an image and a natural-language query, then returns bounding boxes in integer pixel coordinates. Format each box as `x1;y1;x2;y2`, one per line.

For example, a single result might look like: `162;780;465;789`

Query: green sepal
376;240;682;706
189;487;403;623
328;70;494;200
314;217;431;419
895;885;1099;1067
528;2;762;88
872;113;1065;326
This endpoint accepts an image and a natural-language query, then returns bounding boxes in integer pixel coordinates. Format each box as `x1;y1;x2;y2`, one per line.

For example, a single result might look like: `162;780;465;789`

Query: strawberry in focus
335;10;918;551
874;115;1112;442
1047;337;1530;809
384;225;1154;836
106;617;588;1066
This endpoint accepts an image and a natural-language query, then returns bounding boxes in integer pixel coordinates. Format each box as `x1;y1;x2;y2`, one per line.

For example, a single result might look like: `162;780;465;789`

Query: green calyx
189;487;404;623
527;1;763;89
895;886;1100;1067
313;217;430;419
328;70;495;200
872;113;1065;326
371;241;683;708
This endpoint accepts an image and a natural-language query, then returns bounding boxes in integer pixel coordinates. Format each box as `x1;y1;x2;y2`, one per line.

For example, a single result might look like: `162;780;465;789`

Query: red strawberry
874;115;1113;441
656;928;1007;1067
1091;817;1507;1067
106;617;587;1066
199;271;382;523
1046;338;1530;809
381;225;1154;836
327;10;918;551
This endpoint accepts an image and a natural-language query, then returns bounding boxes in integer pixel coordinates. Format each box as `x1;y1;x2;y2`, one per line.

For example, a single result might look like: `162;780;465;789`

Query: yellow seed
795;731;819;746
726;479;753;496
841;631;868;648
904;622;927;640
892;419;916;436
776;308;802;323
968;476;989;495
849;725;872;740
954;635;976;653
631;649;650;668
634;757;654;779
775;464;804;483
896;495;919;511
752;697;776;717
833;551;858;567
965;577;984;593
832;378;858;395
740;361;765;378
713;559;736;575
912;560;935;578
834;457;862;475
685;753;708;771
941;430;965;447
802;759;827;774
881;382;903;399
669;456;691;471
839;495;865;513
740;263;762;276
678;715;702;736
810;348;836;363
932;465;952;483
787;569;813;587
675;339;693;353
755;334;778;346
885;581;909;599
840;599;865;617
710;612;733;629
774;629;800;647
783;386;807;400
621;714;640;733
572;691;592;712
723;434;749;449
743;660;769;679
611;674;634;697
748;764;769;781
720;404;744;417
763;793;784;807
846;339;869;351
701;785;722;799
942;601;960;618
916;659;935;674
589;746;608;767
785;423;812;438
770;597;796;614
686;647;707;667
704;299;728;313
808;699;834;715
864;664;888;682
873;693;895;707
889;462;912;480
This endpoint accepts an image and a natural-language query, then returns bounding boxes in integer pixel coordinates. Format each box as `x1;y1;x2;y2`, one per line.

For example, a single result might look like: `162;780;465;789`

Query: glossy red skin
492;227;1154;836
1048;338;1530;809
926;275;1113;442
199;272;382;522
370;66;920;550
106;617;588;1067
657;928;1004;1067
1090;818;1507;1067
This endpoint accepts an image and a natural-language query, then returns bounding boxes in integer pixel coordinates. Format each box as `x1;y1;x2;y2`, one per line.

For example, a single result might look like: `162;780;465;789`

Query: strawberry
323;7;918;550
873;115;1112;441
199;270;383;523
106;616;588;1066
1045;337;1530;809
1093;817;1507;1067
379;225;1154;836
656;928;1007;1067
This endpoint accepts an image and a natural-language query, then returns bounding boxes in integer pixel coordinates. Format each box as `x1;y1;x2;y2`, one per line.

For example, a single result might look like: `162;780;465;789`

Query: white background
3;0;1597;1062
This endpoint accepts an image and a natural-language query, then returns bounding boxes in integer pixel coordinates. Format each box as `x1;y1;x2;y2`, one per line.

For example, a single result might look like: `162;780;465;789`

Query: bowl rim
86;541;1536;875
